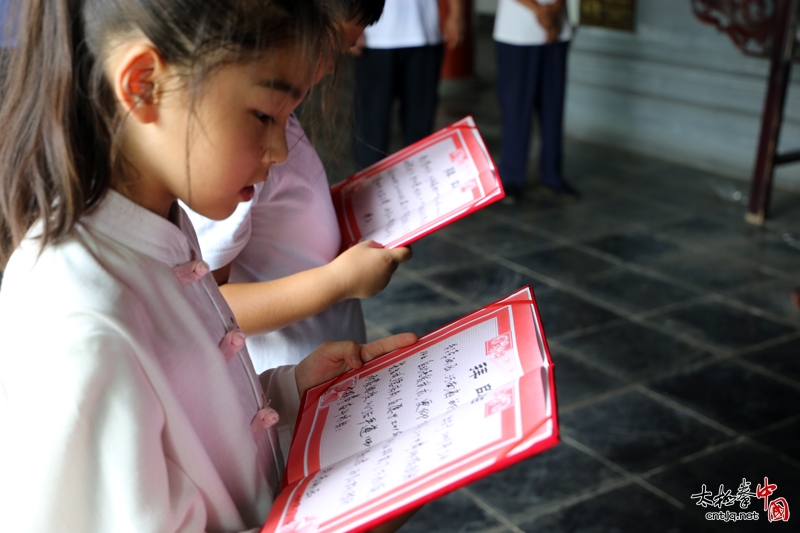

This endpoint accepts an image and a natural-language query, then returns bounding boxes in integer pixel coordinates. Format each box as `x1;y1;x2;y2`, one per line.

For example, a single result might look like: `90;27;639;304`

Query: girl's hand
295;333;418;396
329;240;411;300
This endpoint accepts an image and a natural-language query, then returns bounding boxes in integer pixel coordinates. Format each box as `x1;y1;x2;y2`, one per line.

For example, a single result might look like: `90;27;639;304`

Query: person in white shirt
494;0;578;201
0;1;414;532
352;0;465;169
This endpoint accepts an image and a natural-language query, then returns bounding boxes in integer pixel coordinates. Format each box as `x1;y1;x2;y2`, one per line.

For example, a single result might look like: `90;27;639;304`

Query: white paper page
287;388;515;530
349;134;483;245
314;315;524;471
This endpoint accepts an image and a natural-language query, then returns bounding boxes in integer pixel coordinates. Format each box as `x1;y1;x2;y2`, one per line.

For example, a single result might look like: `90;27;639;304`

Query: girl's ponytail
0;0;114;268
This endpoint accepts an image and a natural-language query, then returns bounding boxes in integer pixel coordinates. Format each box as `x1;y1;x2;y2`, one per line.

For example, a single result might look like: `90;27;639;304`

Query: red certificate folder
331;116;504;250
261;287;558;533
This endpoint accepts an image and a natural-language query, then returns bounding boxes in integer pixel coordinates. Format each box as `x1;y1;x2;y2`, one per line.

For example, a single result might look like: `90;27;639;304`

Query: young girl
185;0;412;374
0;1;414;531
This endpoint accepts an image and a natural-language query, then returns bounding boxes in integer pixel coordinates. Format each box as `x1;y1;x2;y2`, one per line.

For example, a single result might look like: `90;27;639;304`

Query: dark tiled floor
515;484;723;533
650;361;800;434
547;348;626;406
558;322;713;380
363;17;800;533
742;337;800;382
577;268;702;314
559;391;731;474
423;261;549;307
651;302;797;351
582;230;682;264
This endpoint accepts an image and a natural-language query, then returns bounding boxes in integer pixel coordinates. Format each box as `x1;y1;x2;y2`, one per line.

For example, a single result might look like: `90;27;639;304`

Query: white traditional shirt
186;114;365;372
494;0;573;45
362;0;442;48
0;191;300;533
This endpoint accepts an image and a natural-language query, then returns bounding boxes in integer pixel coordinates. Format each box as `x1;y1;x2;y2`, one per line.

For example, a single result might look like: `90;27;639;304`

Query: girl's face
117;44;316;220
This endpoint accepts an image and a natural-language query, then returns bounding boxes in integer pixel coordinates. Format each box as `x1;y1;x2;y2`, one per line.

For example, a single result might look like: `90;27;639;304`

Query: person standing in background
352;0;464;170
494;0;577;202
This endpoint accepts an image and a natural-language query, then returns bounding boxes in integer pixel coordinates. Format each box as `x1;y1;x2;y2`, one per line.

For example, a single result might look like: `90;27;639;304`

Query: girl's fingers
361;333;418;363
387;246;412;262
344;344;364;370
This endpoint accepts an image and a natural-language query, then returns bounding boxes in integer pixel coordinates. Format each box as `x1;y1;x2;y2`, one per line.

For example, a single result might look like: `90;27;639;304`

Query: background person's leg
537;41;574;193
398;44;444;148
495;41;540;198
353;48;397;169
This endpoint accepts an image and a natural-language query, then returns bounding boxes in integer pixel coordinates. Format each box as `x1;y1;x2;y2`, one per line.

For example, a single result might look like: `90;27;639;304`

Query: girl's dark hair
0;0;335;268
343;0;386;27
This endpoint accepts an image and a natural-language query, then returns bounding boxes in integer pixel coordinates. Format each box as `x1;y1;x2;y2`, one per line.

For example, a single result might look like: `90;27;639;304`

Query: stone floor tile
401;235;486;272
467;443;623;516
401;490;509;533
384;306;477;338
726;281;800;325
549;348;626;407
653;216;759;249
503;246;618;285
650;360;800;433
582;230;683;263
559;391;729;474
641;251;779;293
650;301;797;351
516;484;723;533
560;322;713;380
361;276;463;330
423;260;548;307
437;212;556;254
532;287;623;338
579;268;702;313
751;419;800;463
741;337;800;383
716;232;800;276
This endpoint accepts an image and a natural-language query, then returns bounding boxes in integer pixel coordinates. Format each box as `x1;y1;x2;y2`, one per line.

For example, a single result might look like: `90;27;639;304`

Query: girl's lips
240;185;255;202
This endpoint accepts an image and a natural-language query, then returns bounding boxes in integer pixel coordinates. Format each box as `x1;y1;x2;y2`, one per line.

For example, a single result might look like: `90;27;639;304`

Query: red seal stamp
484;386;515;417
449;148;468;166
485;332;513;359
460;179;478;193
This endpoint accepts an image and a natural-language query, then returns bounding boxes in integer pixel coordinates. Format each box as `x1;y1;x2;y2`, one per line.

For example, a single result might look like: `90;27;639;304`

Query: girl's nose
264;124;289;166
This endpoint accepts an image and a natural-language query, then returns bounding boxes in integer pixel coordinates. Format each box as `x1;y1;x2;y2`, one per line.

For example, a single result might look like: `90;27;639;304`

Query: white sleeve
0;316;257;533
181;195;256;271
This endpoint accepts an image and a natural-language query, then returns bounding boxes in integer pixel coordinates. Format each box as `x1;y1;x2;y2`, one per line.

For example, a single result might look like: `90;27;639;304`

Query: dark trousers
495;40;569;193
353;44;444;169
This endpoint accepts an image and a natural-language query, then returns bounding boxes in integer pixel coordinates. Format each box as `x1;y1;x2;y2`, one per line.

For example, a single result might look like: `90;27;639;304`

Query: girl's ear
113;44;166;124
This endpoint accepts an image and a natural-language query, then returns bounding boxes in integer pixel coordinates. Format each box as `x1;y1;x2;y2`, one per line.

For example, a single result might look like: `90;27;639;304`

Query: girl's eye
254;111;273;124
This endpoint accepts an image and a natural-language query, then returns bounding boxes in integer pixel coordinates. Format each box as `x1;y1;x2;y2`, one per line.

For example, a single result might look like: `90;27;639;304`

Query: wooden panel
580;0;636;31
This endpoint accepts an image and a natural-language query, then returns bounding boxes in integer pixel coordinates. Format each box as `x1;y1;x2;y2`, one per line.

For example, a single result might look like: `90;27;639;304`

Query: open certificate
331;116;504;250
261;287;558;533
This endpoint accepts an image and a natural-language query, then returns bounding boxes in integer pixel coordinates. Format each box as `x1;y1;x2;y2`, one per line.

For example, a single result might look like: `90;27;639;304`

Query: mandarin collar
80;190;193;267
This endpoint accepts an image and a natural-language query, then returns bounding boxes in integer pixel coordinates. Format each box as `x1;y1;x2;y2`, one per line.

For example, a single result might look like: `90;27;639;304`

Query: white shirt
363;0;442;48
0;191;300;533
186;115;365;372
493;0;573;45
